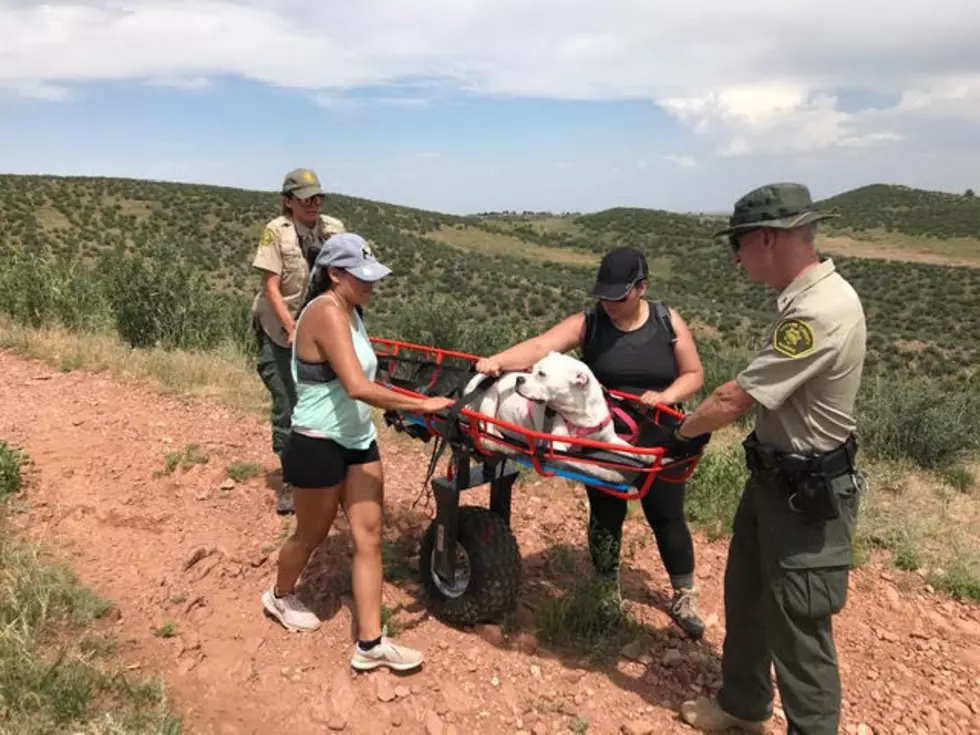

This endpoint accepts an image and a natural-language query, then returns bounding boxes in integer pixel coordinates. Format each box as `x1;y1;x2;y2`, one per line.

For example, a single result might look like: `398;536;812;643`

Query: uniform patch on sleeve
772;319;815;357
258;228;275;249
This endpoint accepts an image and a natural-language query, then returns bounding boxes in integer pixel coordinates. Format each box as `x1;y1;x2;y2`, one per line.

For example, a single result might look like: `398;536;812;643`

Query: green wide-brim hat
713;182;838;237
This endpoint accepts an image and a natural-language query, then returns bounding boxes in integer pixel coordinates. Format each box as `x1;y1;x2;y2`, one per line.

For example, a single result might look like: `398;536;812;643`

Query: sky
1;1;979;215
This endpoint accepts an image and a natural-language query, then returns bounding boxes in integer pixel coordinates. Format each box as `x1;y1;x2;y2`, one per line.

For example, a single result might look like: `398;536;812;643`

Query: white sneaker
350;637;423;672
262;587;321;632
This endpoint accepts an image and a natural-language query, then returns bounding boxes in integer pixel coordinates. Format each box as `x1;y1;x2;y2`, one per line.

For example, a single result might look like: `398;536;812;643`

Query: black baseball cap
590;246;649;300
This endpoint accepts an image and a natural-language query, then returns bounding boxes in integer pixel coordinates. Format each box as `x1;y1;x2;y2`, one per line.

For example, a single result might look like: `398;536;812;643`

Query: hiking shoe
275;482;294;515
680;697;771;733
262;587;321;632
350;637;424;672
670;586;706;640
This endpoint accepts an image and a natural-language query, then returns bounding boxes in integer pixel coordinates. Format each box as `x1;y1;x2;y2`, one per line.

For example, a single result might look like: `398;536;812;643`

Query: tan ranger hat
281;168;325;199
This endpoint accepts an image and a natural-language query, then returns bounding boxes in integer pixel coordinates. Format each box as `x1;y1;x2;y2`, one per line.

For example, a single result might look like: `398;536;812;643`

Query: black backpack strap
651;300;676;344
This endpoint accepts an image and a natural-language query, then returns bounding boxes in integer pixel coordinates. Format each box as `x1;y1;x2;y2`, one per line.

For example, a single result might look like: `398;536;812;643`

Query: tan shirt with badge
736;259;867;454
251;213;346;347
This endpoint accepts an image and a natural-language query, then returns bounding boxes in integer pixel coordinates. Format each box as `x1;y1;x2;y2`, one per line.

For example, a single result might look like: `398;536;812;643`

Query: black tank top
581;301;678;396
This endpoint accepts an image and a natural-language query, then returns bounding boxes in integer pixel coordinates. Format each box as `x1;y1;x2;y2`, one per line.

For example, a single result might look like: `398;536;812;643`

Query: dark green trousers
255;325;297;458
717;469;859;735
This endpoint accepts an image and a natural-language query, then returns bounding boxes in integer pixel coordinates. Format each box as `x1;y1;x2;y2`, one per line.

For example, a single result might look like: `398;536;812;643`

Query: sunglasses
289;194;324;207
729;228;762;253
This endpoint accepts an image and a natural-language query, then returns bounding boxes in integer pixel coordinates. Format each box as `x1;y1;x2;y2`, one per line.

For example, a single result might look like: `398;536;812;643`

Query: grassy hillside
1;174;978;384
0;173;978;603
818;183;980;240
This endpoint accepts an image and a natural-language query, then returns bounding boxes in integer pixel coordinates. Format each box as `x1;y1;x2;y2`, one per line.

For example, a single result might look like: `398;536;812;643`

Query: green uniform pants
717;469;859;735
255;324;297;458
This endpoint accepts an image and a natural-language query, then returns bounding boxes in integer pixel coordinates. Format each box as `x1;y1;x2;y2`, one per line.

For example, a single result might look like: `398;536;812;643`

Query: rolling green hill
818;183;980;239
0;174;978;385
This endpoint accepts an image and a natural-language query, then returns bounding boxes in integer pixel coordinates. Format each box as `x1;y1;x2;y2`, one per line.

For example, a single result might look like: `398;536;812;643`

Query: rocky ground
1;349;978;735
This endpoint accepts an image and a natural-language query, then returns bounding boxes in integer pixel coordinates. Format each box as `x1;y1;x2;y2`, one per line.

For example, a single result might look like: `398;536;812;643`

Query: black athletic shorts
281;431;381;489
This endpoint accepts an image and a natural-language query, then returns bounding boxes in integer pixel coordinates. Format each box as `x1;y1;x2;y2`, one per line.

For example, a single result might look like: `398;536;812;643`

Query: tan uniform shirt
736;258;866;454
251;213;346;347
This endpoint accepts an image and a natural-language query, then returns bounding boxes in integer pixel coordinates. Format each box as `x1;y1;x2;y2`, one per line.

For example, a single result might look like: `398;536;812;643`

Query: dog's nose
515;375;525;386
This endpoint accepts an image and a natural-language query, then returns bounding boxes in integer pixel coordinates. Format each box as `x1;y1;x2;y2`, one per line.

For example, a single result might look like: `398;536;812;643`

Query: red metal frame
370;337;704;499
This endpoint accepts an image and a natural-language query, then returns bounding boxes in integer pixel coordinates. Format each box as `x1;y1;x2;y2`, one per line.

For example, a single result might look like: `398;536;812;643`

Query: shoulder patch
258;227;276;248
772;319;815;357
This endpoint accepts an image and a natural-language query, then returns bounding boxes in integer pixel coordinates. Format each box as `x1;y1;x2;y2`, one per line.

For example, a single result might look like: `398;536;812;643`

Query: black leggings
586;478;695;589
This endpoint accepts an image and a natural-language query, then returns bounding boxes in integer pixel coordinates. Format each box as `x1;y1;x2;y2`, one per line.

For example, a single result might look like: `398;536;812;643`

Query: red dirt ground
2;349;979;735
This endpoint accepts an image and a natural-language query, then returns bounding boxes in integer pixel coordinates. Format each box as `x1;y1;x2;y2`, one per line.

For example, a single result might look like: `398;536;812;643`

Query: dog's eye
536;370;546;378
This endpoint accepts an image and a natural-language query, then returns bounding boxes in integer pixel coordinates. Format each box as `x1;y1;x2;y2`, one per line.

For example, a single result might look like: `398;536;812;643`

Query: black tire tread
419;507;521;626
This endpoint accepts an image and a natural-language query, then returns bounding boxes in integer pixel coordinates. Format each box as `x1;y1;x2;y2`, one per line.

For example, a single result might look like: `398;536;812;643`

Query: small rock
948;700;972;720
425;711;444;735
621;641;646;661
662;649;683;667
394;685;410;699
529;665;542;679
478;624;504;646
856;724;874;735
704;613;719;628
532;724;548;735
622;721;655;735
376;676;396;702
955;618;980;639
220;478;236;490
638;653;653;666
183;547;210;571
516;632;539;654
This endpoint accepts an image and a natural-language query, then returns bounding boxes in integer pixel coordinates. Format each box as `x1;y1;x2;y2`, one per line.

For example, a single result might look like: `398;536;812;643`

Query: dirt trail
2;349;979;735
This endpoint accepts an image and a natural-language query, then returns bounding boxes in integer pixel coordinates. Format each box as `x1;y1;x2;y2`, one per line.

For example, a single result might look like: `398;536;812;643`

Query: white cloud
0;1;978;157
663;155;697;169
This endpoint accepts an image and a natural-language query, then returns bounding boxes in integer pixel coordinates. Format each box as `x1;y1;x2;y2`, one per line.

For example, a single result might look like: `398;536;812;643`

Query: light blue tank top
289;296;378;450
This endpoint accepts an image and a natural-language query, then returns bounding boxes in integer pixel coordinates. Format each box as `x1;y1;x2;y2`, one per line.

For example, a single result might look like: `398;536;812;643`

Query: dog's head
514;352;604;417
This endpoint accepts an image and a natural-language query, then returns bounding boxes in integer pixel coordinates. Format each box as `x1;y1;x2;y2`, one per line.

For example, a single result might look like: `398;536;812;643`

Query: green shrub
857;375;980;469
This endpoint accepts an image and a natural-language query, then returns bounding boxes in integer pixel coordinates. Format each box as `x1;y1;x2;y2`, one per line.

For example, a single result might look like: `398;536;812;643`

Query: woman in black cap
475;245;707;639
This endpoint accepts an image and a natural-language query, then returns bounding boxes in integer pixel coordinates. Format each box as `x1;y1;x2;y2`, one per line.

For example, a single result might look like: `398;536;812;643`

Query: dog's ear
574;370;590;387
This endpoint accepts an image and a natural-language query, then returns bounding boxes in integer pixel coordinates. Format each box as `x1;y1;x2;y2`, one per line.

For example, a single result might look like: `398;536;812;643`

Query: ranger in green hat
670;183;867;734
251;168;347;515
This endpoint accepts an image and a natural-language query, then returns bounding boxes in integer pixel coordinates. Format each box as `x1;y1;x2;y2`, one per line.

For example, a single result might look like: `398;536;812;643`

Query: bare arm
678;379;756;437
657;309;705;405
308;303;453;412
478;313;585;374
262;272;295;343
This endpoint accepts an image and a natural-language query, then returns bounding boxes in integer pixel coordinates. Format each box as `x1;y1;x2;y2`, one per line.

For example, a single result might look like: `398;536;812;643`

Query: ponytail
303;266;333;309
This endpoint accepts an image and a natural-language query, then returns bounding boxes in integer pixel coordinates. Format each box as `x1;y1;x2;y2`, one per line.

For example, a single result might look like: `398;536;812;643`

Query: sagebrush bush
857;374;980;469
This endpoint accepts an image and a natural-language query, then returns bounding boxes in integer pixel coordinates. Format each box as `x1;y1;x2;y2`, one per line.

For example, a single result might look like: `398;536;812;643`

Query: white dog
460;352;651;485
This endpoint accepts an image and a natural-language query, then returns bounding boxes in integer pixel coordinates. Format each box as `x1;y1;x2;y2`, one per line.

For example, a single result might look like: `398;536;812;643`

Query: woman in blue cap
476;245;708;639
261;233;454;671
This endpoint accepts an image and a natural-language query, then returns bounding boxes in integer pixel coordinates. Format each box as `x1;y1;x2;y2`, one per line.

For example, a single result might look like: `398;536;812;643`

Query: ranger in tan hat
670;182;867;735
251;168;346;514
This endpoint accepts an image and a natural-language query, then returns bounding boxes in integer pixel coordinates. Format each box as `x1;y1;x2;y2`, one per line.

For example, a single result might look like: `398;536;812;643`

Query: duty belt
742;432;857;479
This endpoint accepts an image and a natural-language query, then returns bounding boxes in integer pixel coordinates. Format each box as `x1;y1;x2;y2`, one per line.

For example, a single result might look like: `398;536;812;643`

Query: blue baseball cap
310;233;392;284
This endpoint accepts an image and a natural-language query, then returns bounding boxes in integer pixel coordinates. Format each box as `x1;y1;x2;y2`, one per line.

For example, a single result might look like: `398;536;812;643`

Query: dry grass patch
819;231;980;268
0;316;267;417
426;225;599;267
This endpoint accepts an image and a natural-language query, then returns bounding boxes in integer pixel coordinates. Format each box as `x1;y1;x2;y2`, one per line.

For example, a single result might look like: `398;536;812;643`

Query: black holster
743;432;858;523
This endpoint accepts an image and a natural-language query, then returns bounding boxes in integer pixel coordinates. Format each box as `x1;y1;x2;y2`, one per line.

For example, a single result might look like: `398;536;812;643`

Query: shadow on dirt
289;497;723;723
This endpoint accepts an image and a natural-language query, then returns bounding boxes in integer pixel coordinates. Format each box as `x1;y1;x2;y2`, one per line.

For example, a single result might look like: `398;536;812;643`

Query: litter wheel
419;507;521;626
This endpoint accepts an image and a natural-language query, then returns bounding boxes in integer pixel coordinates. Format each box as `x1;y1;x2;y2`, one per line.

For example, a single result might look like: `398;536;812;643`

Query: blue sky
1;1;979;215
